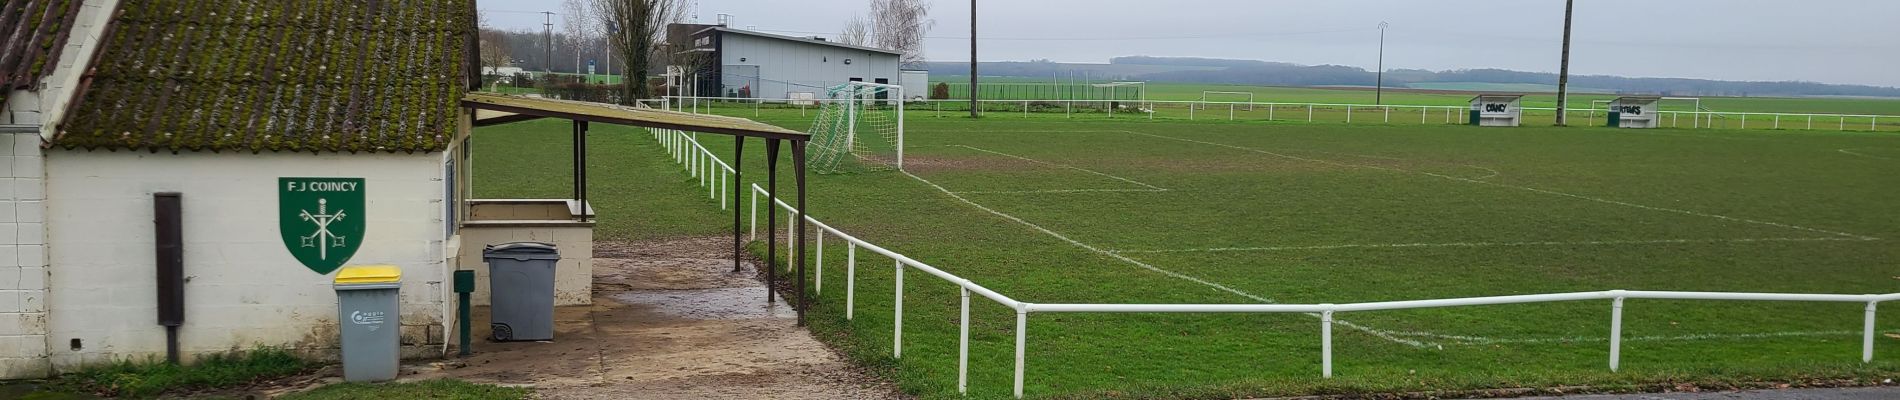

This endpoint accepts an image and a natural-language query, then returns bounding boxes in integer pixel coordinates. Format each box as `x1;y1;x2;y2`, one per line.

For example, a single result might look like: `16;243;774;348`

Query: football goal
809;82;905;174
1198;91;1256;111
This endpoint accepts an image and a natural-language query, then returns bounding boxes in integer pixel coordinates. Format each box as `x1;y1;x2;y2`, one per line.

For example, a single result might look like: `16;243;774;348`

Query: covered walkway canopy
461;92;817;325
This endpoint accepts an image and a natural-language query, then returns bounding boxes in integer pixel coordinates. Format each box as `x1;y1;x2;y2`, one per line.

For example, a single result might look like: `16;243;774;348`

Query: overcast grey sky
482;1;1900;87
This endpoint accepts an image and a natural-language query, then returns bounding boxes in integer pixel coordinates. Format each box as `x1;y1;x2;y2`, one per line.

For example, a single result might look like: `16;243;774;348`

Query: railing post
959;285;971;394
846;243;856;320
894;258;904;359
1347;105;1353;123
1865;301;1878;363
1229;103;1235;121
1269;104;1276;121
815;231;824;296
1610;296;1625;372
787;214;795;268
1321;308;1335;378
749;188;758;241
1308;104;1314;122
1014;309;1027;399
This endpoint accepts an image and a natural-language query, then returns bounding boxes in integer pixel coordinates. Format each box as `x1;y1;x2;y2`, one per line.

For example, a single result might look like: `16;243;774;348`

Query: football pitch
475;109;1900;399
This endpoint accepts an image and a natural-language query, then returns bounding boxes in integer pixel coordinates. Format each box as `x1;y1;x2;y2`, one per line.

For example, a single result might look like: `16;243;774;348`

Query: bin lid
484;241;560;261
335;265;402;284
485;241;557;254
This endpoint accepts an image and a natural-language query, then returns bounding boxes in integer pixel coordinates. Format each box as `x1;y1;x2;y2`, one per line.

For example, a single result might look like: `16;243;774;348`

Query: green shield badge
279;177;366;274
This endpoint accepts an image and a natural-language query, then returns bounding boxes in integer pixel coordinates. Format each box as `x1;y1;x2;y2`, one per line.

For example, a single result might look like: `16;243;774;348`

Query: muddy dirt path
418;237;897;399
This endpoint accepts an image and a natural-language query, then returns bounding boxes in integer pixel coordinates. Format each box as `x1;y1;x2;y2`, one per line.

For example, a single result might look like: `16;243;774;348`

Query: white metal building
678;26;902;100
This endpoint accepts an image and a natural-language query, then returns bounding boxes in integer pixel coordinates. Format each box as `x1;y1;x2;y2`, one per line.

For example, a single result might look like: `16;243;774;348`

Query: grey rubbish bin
334;265;402;382
483;242;559;341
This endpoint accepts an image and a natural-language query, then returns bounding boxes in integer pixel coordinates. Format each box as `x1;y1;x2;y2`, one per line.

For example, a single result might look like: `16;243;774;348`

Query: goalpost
809;82;905;174
1198;91;1255;111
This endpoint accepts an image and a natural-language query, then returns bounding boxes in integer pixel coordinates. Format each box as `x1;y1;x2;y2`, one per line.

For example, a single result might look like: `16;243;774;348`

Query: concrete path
416;237;896;399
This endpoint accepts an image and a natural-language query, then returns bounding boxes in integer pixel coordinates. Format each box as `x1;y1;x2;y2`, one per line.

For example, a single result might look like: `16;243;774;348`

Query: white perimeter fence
657;95;1899;132
647;127;1900;399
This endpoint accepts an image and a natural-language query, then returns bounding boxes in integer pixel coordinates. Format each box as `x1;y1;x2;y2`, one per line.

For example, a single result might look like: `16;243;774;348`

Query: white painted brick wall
0;132;46;378
44;149;447;373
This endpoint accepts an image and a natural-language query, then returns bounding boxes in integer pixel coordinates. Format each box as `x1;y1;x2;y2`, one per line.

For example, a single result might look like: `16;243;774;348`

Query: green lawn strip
279;379;529;400
44;348;310;398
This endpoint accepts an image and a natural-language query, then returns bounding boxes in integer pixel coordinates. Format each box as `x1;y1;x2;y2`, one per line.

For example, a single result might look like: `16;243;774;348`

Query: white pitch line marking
898;169;1433;348
951;188;1172;195
1110;237;1878;254
1124;130;1880;241
1302;149;1503;180
1838;148;1896;160
946;144;1169;191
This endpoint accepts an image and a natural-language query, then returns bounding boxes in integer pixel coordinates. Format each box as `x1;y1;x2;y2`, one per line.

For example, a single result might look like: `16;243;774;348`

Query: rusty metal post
793;141;809;326
733;136;745;273
765;139;780;303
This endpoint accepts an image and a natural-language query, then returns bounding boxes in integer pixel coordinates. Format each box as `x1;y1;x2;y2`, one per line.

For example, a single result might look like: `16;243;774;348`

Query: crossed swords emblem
298;198;349;260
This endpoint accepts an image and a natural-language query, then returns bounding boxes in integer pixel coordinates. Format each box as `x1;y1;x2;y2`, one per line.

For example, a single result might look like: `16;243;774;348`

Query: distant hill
928;57;1900;98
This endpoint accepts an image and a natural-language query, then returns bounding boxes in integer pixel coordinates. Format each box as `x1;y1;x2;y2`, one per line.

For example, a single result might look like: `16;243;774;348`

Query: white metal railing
650;128;736;210
653;118;1899;399
657;95;1898;132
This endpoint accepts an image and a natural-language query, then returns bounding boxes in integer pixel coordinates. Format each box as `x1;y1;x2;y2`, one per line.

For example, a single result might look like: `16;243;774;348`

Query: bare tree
561;0;597;76
839;15;871;46
594;0;688;103
868;0;934;68
479;28;513;90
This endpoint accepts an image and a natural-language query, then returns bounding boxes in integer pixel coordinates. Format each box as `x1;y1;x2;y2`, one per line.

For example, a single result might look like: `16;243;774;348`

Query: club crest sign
279;178;366;274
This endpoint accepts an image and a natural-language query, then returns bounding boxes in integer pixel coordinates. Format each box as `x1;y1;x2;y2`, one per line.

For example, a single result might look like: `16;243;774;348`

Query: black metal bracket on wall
154;193;184;364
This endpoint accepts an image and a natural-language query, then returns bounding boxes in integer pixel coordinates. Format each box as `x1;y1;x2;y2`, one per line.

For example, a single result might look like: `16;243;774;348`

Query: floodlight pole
1376;22;1388;105
969;0;979;118
1555;0;1574;126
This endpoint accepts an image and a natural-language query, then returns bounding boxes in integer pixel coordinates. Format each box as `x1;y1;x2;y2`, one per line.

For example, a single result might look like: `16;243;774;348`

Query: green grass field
475;107;1900;399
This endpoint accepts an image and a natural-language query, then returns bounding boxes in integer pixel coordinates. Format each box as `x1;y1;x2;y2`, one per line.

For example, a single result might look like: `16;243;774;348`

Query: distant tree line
932;56;1900;98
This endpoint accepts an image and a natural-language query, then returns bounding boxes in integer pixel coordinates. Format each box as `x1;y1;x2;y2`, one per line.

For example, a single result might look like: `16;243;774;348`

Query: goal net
809;82;904;174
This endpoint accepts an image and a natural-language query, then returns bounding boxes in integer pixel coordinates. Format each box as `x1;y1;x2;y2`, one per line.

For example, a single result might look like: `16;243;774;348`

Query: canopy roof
462;93;806;141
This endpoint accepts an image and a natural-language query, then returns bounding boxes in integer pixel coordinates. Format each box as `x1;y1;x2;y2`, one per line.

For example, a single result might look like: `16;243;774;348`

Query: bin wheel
491;323;513;342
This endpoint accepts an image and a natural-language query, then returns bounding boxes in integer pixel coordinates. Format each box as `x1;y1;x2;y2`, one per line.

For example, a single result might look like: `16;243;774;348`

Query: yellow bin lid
335;265;402;284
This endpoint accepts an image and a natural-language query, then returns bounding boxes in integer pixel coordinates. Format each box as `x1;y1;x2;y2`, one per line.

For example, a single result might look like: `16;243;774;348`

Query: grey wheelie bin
483;242;559;341
334;265;402;382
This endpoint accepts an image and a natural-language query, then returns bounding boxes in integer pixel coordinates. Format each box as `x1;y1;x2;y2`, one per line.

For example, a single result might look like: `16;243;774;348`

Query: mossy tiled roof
56;0;472;153
0;0;84;101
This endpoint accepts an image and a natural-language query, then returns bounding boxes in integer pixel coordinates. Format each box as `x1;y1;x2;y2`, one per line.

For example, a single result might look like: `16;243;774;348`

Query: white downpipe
894;258;904;359
1321;309;1334;378
959;286;971;394
1610;296;1625;372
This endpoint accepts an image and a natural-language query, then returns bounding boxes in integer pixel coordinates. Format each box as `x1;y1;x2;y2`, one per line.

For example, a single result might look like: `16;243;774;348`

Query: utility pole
1555;0;1574;126
1376;21;1388;105
969;0;979;118
542;11;555;74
